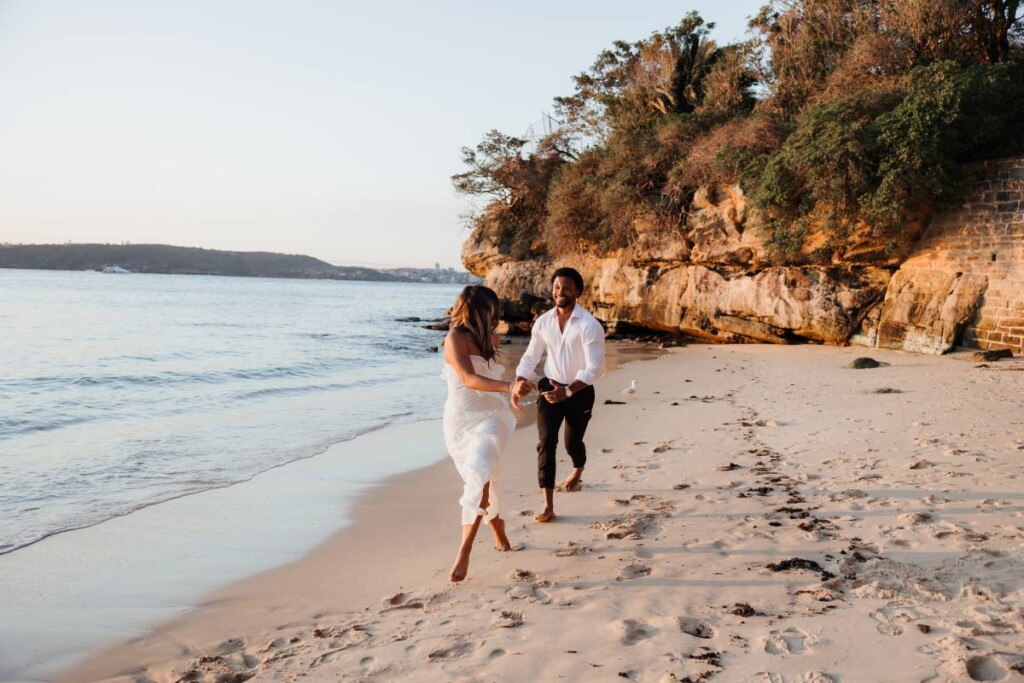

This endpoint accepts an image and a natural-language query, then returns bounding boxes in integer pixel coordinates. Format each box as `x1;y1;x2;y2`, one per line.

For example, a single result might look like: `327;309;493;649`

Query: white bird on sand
621;379;638;398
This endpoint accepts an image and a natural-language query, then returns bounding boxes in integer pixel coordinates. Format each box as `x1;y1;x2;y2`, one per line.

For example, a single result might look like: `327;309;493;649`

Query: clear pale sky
0;1;764;269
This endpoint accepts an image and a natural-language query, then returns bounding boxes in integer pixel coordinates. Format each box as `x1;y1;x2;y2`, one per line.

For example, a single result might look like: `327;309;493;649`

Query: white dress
442;355;516;526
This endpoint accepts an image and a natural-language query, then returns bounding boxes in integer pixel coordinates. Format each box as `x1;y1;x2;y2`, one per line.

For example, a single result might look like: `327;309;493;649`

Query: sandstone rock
479;256;889;345
687;185;762;267
461;217;517;277
461;162;1024;355
875;270;988;354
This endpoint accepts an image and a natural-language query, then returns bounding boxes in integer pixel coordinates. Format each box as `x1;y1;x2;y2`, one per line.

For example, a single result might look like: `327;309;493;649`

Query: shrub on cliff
452;130;564;259
748;59;1024;254
870;60;1024;227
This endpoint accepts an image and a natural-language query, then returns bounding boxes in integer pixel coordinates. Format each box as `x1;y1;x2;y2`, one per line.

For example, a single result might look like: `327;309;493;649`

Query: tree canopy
454;0;1024;260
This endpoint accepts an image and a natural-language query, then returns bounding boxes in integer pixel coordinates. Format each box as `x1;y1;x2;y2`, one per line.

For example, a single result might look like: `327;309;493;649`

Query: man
512;267;606;523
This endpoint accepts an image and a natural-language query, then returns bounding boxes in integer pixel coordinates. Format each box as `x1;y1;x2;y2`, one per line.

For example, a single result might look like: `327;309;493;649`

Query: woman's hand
509;379;534;413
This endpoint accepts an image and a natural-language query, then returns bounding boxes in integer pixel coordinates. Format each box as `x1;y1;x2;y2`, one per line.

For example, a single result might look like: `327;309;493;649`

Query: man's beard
555;297;574;309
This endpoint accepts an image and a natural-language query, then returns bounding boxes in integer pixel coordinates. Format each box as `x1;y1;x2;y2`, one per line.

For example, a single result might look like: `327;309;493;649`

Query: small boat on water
101;265;132;274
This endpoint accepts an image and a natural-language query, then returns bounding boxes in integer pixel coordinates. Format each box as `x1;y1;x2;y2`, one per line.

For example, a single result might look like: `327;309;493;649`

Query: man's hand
541;380;568;404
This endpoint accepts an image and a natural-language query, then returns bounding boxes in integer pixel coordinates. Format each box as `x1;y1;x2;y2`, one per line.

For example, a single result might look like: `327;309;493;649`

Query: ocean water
0;268;464;555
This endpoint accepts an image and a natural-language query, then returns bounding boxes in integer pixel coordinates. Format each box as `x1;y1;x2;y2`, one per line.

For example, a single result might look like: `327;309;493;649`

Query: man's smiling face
553;276;579;309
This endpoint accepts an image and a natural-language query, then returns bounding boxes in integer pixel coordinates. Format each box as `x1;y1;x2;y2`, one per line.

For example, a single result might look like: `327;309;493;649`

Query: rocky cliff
463;156;1024;355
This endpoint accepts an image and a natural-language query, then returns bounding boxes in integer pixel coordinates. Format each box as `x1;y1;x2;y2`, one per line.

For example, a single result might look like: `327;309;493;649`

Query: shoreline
0;419;450;682
0;339;662;682
39;344;1024;681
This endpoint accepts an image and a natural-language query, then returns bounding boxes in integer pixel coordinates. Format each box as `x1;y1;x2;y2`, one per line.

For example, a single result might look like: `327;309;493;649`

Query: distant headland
0;243;479;285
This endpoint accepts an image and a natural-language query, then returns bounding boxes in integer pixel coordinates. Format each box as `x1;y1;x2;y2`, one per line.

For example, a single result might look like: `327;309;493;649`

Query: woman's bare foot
449;549;470;582
490;517;512;551
534;508;556;523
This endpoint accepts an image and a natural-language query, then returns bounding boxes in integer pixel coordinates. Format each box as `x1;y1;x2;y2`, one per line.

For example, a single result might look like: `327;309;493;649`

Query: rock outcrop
463;157;1024;354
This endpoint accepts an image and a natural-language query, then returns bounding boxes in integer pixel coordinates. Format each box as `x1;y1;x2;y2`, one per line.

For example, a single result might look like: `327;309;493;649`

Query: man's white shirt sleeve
575;316;606;386
515;323;546;380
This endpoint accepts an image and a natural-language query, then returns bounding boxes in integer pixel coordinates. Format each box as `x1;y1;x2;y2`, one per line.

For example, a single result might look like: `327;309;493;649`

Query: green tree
553;12;717;143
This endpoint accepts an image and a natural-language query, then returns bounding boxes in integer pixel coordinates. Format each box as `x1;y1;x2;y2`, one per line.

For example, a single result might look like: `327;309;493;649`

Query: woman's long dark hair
449;285;502;362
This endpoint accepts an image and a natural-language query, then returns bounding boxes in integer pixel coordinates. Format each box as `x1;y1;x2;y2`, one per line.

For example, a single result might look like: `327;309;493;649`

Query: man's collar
552;302;581;319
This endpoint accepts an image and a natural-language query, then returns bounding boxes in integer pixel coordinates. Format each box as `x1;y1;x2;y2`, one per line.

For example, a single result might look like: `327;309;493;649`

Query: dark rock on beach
766;557;836;580
766;558;826;573
730;603;757;617
969;348;1013;361
848;357;881;369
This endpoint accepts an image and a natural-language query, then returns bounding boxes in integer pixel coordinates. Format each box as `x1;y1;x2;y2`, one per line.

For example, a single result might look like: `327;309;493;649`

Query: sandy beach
64;344;1024;683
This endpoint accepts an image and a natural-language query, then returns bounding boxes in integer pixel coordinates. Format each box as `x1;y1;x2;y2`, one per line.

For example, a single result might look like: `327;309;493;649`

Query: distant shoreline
0;244;479;285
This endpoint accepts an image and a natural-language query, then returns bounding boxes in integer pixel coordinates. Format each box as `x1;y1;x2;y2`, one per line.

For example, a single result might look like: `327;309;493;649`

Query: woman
442;285;533;583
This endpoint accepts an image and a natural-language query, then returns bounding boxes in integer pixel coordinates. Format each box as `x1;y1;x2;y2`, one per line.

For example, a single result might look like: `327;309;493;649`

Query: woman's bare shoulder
446;328;481;357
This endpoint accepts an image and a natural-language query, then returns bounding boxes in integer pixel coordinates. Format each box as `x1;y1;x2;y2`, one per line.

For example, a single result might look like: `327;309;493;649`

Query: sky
0;1;765;269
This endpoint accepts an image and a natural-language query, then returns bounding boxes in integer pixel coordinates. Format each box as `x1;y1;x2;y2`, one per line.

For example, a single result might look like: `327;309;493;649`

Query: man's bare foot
556;475;582;492
491;517;512;551
534;508;556;523
449;549;470;583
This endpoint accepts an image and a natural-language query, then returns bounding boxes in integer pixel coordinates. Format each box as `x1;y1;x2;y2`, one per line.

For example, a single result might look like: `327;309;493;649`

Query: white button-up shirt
515;303;606;386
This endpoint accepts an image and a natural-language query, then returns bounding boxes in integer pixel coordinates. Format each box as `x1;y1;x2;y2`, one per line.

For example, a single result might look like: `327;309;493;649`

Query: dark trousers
536;380;596;490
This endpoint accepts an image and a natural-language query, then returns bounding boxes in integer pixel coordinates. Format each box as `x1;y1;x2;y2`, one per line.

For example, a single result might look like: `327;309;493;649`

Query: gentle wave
4;359;364;391
0;405;429;556
0;270;461;556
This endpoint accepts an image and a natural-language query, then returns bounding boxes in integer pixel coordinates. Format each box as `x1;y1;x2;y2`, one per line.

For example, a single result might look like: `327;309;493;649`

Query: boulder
969;348;1014;361
875;270;988;354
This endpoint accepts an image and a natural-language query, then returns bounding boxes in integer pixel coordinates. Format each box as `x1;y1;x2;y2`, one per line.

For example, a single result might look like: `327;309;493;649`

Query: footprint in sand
763;627;813;655
178;654;254;681
595;511;658;540
379;594;425;613
869;609;904;636
426;640;474;660
492;610;524;629
803;672;835;683
506;580;552;604
676;616;716;639
510;568;535;582
551;541;590;557
965;654;1012;681
614;618;657;645
617;563;652;580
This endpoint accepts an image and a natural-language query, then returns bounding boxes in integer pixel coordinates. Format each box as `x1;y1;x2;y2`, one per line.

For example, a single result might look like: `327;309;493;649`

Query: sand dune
66;345;1024;683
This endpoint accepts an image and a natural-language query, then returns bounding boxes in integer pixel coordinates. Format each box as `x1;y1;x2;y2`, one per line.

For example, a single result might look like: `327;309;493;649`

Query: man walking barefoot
512;267;605;523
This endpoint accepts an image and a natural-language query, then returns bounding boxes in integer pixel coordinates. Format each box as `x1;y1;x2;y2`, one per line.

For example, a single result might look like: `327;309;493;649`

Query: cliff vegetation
454;1;1024;353
454;0;1024;264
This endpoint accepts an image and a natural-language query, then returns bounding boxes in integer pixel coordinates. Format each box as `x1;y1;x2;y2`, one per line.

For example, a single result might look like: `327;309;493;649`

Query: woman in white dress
443;286;534;582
